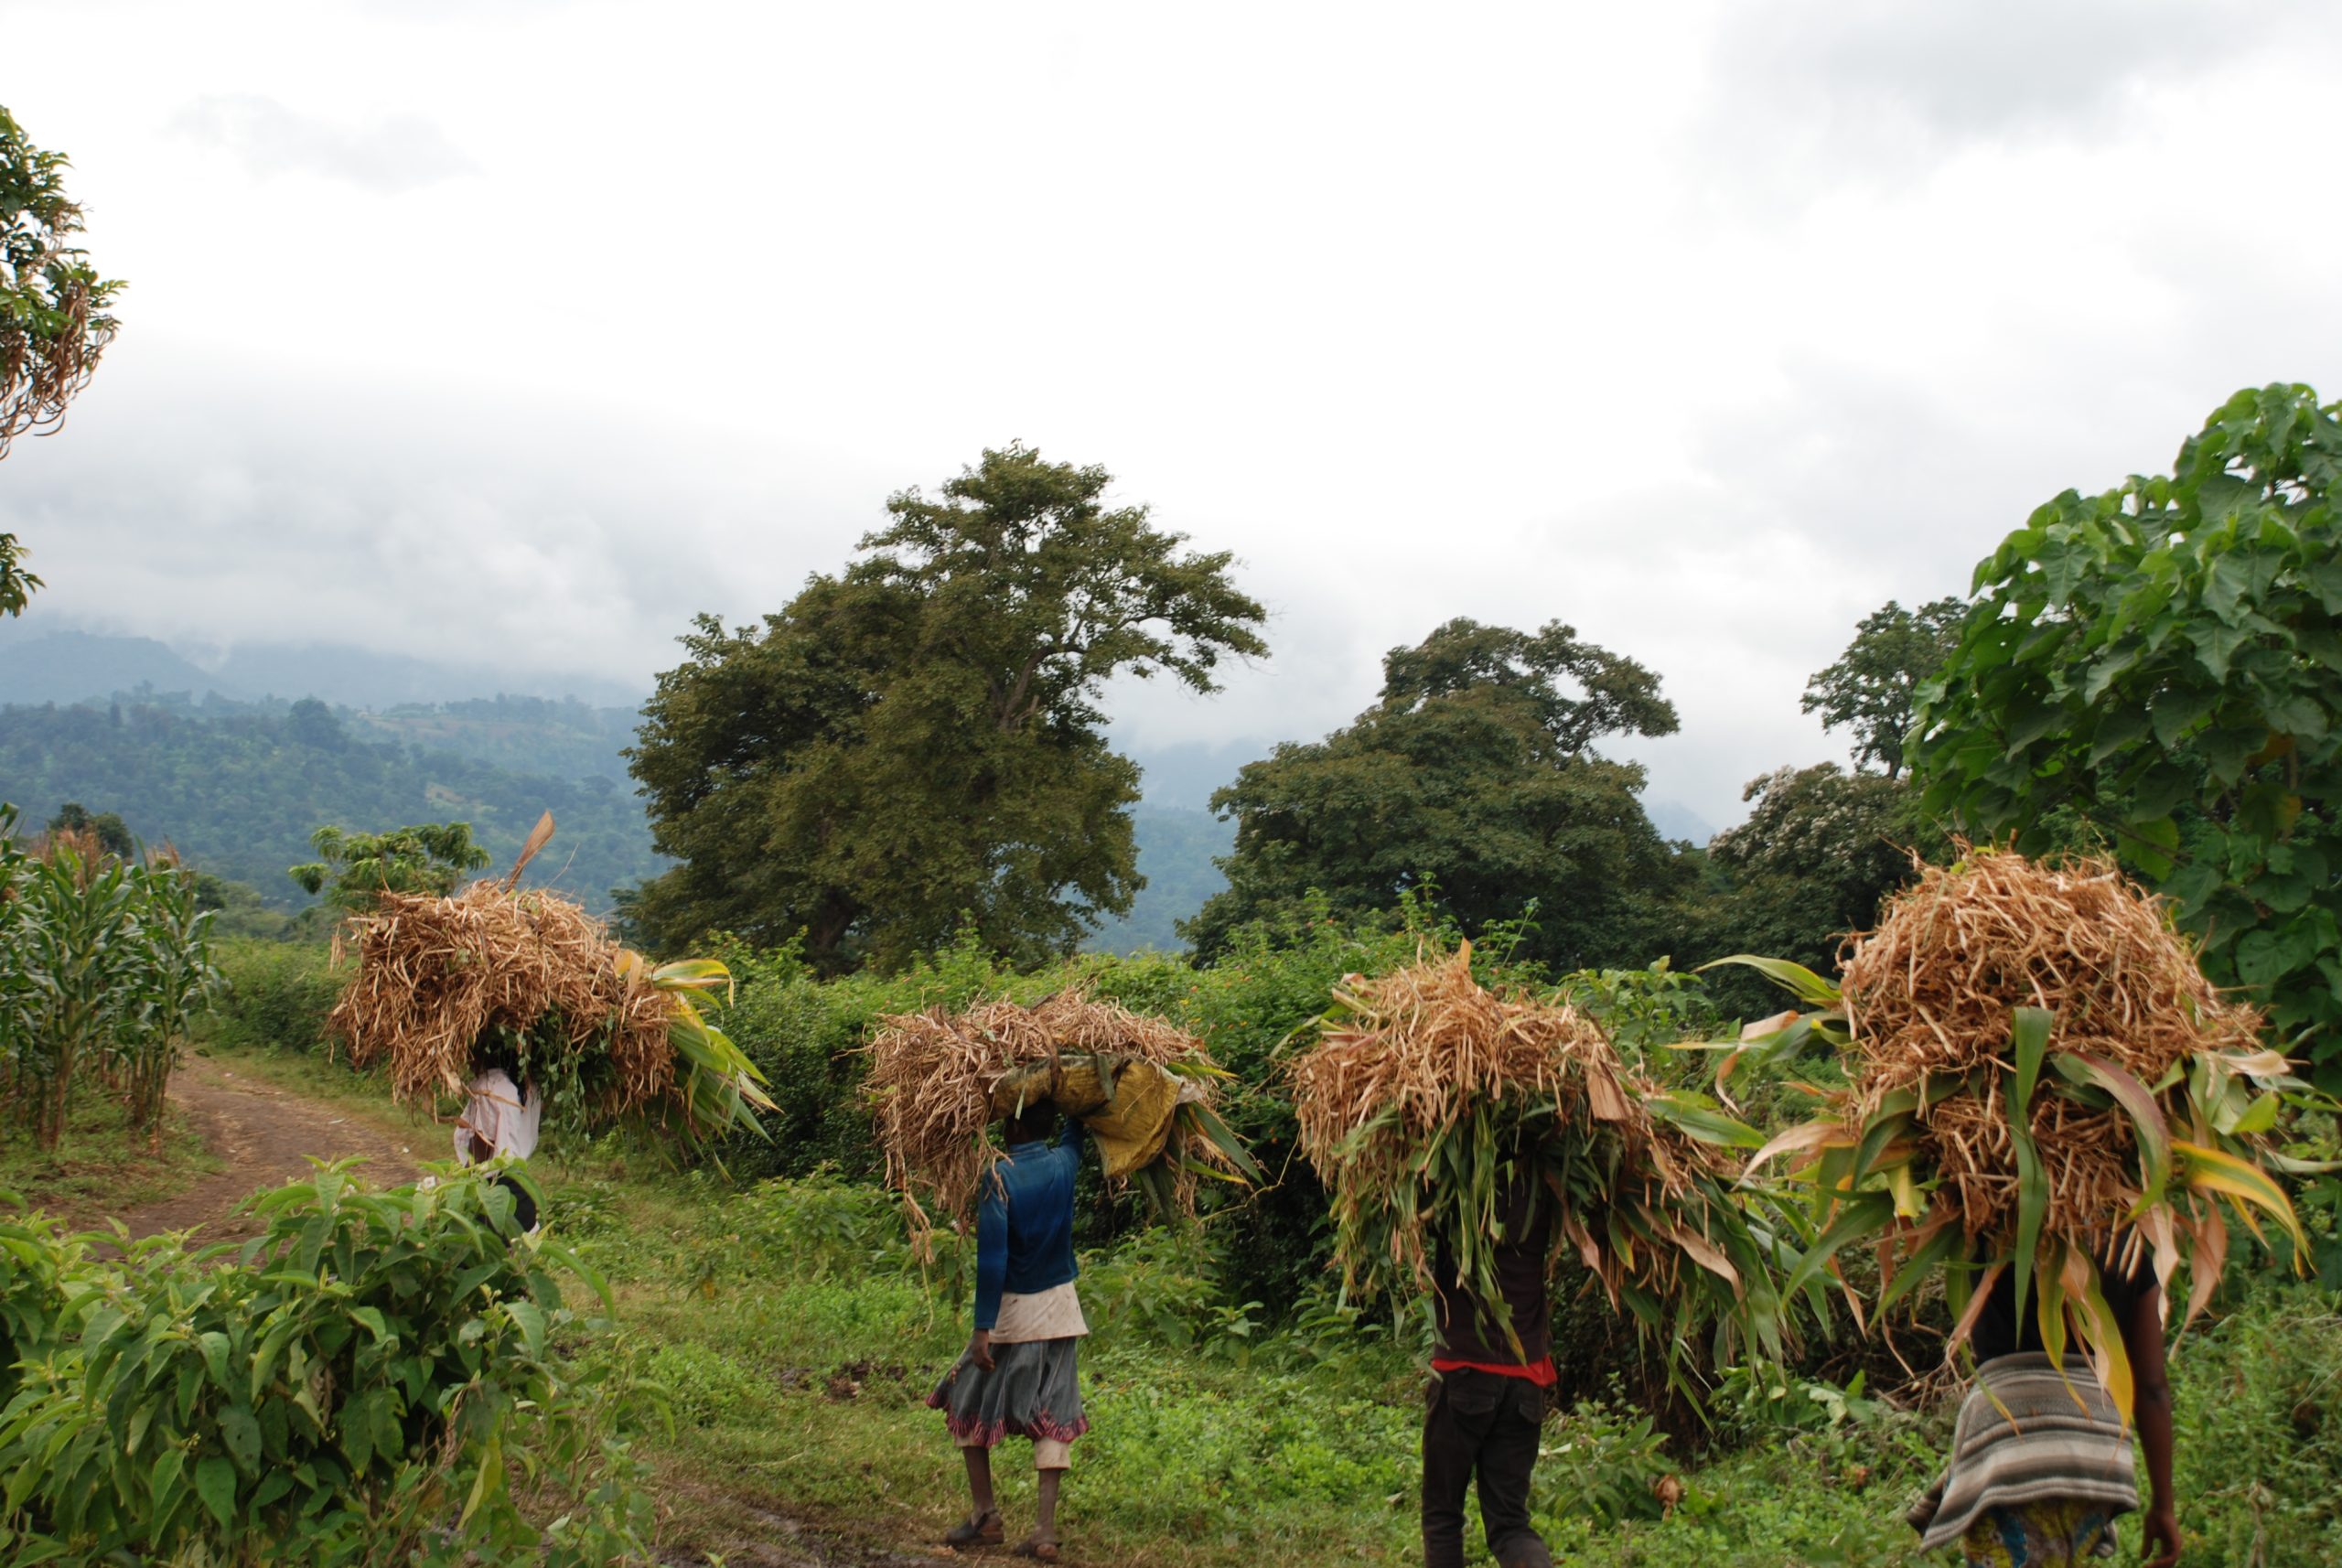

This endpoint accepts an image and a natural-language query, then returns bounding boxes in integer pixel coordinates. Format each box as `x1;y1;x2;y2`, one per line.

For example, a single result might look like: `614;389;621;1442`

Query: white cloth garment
455;1069;541;1163
990;1280;1089;1345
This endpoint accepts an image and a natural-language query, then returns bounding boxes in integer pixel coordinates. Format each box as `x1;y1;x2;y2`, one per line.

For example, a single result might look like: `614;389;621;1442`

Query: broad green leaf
1781;1192;1896;1305
1695;954;1842;1007
2011;1125;2047;1333
2010;1006;2053;1118
195;1455;237;1528
2175;1141;2306;1249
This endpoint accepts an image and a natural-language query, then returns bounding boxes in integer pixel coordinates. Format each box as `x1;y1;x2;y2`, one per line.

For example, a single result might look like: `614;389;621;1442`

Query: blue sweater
972;1122;1087;1332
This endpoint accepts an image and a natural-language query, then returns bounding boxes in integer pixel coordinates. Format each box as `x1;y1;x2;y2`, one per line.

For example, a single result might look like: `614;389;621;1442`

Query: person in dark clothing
928;1102;1091;1561
1423;1165;1556;1568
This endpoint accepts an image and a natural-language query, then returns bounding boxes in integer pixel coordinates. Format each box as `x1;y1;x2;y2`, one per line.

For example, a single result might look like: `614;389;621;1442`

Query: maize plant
1702;850;2327;1421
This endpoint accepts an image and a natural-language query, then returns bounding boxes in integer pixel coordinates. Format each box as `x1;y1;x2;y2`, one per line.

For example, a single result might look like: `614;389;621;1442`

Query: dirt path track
121;1054;424;1242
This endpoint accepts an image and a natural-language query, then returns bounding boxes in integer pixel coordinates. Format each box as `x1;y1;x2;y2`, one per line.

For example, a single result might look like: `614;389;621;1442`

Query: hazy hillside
0;700;661;913
0;628;644;711
1082;806;1235;954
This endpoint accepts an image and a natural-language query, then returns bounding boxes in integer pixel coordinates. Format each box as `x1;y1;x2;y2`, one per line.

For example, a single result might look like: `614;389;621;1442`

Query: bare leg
1031;1468;1062;1548
945;1447;1000;1546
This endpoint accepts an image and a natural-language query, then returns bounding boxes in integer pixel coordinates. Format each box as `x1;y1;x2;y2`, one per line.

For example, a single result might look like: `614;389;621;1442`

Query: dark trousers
1422;1369;1552;1568
492;1172;538;1235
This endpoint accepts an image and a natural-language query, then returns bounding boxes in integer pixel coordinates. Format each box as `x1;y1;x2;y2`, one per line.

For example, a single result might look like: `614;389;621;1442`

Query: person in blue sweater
927;1101;1090;1560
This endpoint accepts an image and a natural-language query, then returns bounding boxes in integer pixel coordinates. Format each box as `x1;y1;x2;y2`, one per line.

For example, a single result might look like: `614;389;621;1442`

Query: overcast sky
4;0;2338;831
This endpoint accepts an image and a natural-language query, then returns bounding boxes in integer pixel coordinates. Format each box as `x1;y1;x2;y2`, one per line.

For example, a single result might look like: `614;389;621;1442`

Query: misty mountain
0;628;644;711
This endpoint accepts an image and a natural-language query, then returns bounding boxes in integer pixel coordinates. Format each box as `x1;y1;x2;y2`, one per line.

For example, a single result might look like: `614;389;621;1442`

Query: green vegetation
1082;805;1236;954
0;1091;216;1225
0;1165;657;1566
2;102;123;612
1917;384;2342;1096
1190;617;1688;971
286;819;493;910
626;443;1268;970
0;697;662;915
0;807;220;1149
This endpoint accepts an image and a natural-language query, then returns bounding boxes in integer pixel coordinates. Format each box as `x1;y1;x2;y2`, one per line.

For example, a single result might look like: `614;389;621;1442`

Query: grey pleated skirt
927;1337;1088;1448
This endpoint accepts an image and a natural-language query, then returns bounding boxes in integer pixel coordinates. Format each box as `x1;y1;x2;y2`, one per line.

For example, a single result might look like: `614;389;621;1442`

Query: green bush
197;938;342;1057
0;1163;659;1566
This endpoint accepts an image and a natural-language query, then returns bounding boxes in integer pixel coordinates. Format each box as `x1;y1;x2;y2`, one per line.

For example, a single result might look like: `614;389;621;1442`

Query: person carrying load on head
1908;1248;2180;1568
929;1096;1090;1562
453;1042;543;1235
1423;1159;1556;1568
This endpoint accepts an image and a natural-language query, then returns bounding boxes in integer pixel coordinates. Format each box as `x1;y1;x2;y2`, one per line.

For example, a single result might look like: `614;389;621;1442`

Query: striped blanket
1907;1353;2140;1553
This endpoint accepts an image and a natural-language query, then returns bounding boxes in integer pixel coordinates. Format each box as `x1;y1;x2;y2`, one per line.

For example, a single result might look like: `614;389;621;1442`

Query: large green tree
1186;618;1688;968
627;444;1268;971
1694;762;1939;1015
1800;596;1965;779
1914;383;2342;1082
2;104;124;614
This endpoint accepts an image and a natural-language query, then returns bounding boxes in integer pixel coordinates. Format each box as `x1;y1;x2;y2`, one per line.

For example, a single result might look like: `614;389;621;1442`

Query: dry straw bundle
328;881;771;1143
868;991;1254;1249
1724;846;2309;1418
1291;944;1789;1371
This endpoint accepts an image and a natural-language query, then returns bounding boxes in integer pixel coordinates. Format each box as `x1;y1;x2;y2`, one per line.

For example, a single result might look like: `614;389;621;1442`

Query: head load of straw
327;880;771;1143
867;991;1257;1251
1290;943;1793;1371
1723;847;2310;1419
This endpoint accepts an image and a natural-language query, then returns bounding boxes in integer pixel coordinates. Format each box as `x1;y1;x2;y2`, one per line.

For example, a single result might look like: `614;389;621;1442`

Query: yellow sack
988;1054;1183;1179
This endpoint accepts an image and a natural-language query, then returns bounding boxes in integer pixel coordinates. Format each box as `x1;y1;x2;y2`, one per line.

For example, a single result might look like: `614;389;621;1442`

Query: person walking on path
928;1101;1090;1562
1423;1162;1556;1568
1908;1252;2180;1568
453;1054;543;1235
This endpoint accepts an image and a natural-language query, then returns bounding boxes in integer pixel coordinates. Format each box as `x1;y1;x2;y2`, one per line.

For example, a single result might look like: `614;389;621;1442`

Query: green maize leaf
1180;1101;1267;1184
1885;1160;1925;1219
1781;1191;1896;1304
2175;1141;2306;1249
2011;1125;2047;1333
2010;1005;2053;1118
2036;1240;2071;1381
2048;1052;2172;1211
1880;1215;1961;1315
1854;1111;1914;1182
1698;954;1843;1006
1642;1093;1766;1149
2070;1263;2135;1425
2228;1091;2281;1135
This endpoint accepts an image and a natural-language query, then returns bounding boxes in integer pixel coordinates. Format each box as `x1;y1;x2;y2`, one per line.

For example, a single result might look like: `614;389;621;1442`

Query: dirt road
120;1054;424;1242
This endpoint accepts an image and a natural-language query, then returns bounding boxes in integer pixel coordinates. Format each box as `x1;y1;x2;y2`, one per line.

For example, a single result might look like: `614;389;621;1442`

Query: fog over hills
0;628;1716;946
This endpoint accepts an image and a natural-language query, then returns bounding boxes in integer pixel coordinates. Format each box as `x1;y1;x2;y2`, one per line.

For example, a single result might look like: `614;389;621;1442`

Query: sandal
944;1509;1004;1549
1011;1540;1059;1562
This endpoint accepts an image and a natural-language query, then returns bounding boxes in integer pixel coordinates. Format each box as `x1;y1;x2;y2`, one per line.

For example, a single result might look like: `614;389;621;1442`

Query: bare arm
2126;1280;2180;1568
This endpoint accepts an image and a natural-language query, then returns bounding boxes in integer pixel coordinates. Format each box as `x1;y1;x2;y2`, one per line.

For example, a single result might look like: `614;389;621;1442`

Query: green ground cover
0;1093;216;1225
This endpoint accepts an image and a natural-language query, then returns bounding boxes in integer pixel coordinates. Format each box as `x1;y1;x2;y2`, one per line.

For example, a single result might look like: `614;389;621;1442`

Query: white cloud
170;94;477;193
5;0;2342;832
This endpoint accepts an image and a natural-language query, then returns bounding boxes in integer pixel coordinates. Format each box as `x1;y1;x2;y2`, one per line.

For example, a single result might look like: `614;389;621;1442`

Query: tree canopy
1186;618;1687;969
2;104;124;615
1914;383;2342;1083
288;822;493;912
1694;762;1937;1015
627;444;1268;971
1800;597;1965;779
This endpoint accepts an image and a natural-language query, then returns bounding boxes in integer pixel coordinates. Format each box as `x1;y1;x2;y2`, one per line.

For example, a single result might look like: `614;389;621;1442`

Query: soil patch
119;1054;424;1242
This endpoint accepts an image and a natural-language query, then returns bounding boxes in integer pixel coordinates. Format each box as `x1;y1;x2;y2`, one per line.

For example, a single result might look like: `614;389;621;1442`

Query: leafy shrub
198;938;343;1057
1531;1398;1673;1526
0;1163;659;1566
643;1340;764;1427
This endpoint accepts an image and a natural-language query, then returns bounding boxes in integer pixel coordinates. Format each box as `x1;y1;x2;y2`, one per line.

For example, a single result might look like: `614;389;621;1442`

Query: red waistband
1432;1357;1556;1388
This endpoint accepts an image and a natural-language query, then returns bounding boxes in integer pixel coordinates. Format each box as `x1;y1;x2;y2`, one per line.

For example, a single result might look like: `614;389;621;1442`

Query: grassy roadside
188;1043;2342;1568
0;1090;219;1227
